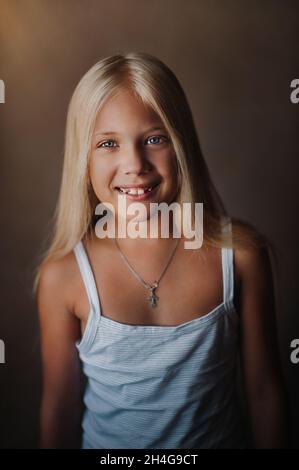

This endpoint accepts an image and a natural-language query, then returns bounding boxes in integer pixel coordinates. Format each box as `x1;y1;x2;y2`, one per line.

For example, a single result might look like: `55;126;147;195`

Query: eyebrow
93;125;166;137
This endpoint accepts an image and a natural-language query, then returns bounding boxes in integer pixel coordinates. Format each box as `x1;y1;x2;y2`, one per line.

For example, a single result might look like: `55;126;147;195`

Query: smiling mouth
115;183;160;196
114;183;160;200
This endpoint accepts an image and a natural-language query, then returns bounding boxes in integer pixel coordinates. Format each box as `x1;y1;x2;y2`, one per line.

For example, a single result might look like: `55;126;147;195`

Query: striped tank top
73;217;248;449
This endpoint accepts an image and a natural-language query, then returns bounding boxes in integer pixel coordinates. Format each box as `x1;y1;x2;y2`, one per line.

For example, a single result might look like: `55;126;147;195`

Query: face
88;88;179;229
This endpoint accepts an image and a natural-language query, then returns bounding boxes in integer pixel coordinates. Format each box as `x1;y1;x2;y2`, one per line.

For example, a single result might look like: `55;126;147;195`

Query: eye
97;139;117;149
96;135;169;150
146;135;168;145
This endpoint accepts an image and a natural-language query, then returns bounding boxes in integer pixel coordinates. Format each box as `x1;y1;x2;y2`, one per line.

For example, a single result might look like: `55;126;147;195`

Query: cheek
159;152;178;181
163;154;180;197
89;155;113;194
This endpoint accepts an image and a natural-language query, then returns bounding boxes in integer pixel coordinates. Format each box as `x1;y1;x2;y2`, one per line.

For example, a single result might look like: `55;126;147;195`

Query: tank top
73;217;249;449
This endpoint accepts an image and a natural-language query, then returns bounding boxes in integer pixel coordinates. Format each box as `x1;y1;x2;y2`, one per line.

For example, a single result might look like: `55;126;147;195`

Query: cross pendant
147;284;159;308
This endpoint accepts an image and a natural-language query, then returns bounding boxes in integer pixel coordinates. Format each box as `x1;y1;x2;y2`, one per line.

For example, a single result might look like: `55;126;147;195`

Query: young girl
34;52;288;449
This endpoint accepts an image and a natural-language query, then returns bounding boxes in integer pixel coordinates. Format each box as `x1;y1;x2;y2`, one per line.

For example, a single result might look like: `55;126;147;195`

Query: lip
115;183;160;201
114;182;159;189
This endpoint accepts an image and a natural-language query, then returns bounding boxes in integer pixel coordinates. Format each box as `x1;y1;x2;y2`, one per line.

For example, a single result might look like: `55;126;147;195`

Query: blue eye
146;135;167;145
97;135;168;150
98;140;117;148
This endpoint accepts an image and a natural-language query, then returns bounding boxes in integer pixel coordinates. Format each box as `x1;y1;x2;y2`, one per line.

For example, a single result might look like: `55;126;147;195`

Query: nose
121;143;152;175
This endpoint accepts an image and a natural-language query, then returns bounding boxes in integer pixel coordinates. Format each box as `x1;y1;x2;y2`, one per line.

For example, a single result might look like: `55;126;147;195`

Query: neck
114;212;180;248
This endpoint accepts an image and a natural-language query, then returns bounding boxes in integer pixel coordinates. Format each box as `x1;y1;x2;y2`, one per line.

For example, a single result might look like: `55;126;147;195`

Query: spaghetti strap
73;222;234;323
73;240;101;315
221;217;234;307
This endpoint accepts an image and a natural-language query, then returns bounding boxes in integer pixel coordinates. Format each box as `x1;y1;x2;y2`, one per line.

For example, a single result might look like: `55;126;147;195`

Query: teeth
118;187;153;195
129;188;139;195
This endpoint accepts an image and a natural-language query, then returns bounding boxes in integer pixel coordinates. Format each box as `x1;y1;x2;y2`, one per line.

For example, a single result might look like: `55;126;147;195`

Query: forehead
93;88;163;132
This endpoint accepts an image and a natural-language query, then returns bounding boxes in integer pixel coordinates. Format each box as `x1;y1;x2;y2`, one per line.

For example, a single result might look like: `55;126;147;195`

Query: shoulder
234;244;274;299
37;250;79;317
230;218;276;311
231;217;274;278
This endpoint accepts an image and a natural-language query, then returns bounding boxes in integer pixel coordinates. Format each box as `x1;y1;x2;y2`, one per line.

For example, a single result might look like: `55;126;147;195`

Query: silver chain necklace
114;237;181;308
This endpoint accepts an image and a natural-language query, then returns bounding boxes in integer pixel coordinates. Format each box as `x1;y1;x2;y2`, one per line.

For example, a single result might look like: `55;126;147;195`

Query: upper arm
37;256;85;445
235;242;284;397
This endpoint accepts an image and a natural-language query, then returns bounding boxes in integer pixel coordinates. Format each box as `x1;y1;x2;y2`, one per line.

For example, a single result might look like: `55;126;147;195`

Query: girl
34;52;288;449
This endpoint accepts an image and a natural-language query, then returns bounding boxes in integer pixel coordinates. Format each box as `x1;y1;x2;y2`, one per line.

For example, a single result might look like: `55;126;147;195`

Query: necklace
114;237;181;308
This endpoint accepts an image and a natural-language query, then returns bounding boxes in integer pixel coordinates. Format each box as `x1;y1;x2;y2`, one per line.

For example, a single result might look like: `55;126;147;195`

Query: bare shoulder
231;218;273;277
37;251;79;320
235;243;271;277
230;218;276;311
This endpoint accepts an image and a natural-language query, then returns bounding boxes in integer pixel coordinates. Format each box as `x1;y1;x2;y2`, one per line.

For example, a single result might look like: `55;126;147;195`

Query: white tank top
73;216;249;448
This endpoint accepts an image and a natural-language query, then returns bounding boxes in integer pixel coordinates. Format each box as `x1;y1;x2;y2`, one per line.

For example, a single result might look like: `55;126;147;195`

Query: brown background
0;0;298;448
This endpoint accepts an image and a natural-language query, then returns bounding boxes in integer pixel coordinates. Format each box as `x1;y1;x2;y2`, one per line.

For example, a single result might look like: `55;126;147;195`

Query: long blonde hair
32;52;277;295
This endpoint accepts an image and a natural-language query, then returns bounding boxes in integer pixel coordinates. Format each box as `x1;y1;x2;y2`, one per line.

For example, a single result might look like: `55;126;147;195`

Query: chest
73;240;236;330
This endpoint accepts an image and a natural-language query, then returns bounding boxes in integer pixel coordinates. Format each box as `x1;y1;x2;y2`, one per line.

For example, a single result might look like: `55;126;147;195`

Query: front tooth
128;188;138;195
119;187;151;195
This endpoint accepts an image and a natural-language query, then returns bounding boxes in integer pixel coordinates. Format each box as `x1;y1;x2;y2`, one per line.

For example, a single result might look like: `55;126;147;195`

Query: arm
37;258;85;449
235;243;290;448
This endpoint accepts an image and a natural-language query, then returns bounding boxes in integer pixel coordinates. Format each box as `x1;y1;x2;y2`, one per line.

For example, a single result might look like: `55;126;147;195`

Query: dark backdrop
0;0;298;448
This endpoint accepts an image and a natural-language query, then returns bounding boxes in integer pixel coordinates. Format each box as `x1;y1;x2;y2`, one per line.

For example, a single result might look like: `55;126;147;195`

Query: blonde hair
32;51;277;295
